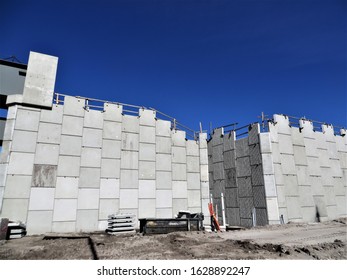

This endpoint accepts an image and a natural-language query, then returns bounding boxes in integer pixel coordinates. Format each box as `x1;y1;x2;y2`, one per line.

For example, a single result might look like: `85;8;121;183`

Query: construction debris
106;214;136;235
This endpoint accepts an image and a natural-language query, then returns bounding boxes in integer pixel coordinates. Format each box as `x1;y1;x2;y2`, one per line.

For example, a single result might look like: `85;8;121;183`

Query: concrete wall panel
29;188;55;211
139;109;156;126
52;222;76;233
172;146;187;164
156;154;171;171
60;135;82;156
172;198;188;215
78;189;99;210
172;181;188;199
35;144;59;165
280;154;296;175
100;178;120;199
156;120;171;137
119;189;138;209
99;199;119;220
293;146;307;166
102;140;121;159
172;130;186;147
186;141;199;156
140;126;156;143
172;163;187;181
187;156;200;173
4;175;31;198
121;133;139;151
156;190;173;208
84;110;103;129
53;199;77;221
156;136;172;154
62;115;84;136
38;123;61;144
1;199;29;222
63;96;85;117
156;171;172;190
76;209;99;232
139;180;156;198
11;130;37;152
187;173;200;190
120;170;138;189
55;177;79;198
57;156;80;177
138;199;156;218
79;168;100;188
15;109;40;131
8;152;35;175
31;164;57;188
81;148;102;168
82;128;102;148
103;103;123;122
139;161;155;179
27;211;53;234
40;105;63;124
122;115;139;133
139;143;155;161
101;158;120;178
156;208;173;218
103;121;122;140
120;151;139;169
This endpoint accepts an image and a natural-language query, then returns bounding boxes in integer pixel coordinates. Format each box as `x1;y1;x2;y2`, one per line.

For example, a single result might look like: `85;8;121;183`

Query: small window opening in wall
18;71;26;76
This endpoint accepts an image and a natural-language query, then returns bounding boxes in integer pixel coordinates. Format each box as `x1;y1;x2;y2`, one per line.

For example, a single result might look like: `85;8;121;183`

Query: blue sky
1;0;346;132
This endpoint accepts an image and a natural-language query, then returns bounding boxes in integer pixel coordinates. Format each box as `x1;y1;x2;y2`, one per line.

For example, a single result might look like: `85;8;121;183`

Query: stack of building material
106;213;136;234
0;218;9;240
6;221;27;239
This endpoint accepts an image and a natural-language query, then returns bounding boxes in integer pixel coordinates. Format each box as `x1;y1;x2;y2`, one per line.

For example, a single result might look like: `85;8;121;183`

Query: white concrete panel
296;165;310;186
103;103;123;122
273;114;291;135
119;189;138;209
266;197;280;222
40;104;63;124
286;196;302;220
103;121;122;140
121;133;139;151
34;143;59;165
336;136;347;152
199;133;208;149
31;164;57;188
329;159;343;177
37;123;61;144
63;96;85;117
199;148;208;165
62;115;84;136
200;164;209;182
55;177;79;198
101;158;120;178
84;109;103;129
303;137;317;157
187;156;200;173
120;170;138;189
261;153;274;175
156;119;171;137
276;185;286;208
0;164;7;186
139;143;155;161
78;189;99;210
0;141;11;163
327;142;339;159
82;128;102;148
332;177;346;196
313;196;328;219
155;154;171;172
271;142;281;164
120;151;139;169
259;132;272;153
310;176;324;196
140;126;156;143
0;199;29;222
52;222;76;233
293;146;307;166
338;152;347;168
315;133;328;150
283;175;299;196
291;128;305;146
29;188;55;210
299;119;315;138
57;156;80;177
99;199;119;220
8;152;35;175
4;175;31;199
188;190;200;208
186;140;199;156
173;199;188;214
100;178;120;199
263;174;277;197
280;154;296;175
122;115;139;133
60;135;82;156
323;186;336;206
139;161;155;179
301;206;316;222
138;199;156;218
2;119;15;141
27;211;53;235
172;130;186;146
318;149;330;167
172;146;187;164
156;208;173;218
172;163;187;181
172;181;188;199
53;199;77;221
81;147;101;168
187;173;200;190
139;109;156;126
278;134;294;154
200;181;210;199
156;171;172;190
322;124;335;142
156;136;172;154
307;156;321;176
102;139;121;159
76;209;99;232
7;105;18;120
336;196;347;216
15;108;40;131
11;130;37;153
320;167;333;186
139;180;156;198
273;163;284;185
79;168;100;188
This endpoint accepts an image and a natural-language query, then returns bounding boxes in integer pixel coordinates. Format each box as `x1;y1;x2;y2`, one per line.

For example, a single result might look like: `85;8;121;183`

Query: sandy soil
0;219;346;260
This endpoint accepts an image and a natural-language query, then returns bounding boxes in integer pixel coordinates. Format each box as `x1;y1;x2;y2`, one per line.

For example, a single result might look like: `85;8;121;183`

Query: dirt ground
0;219;346;260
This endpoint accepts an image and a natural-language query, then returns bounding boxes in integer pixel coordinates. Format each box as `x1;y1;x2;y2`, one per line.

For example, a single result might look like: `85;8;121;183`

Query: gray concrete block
139;161;155;179
11;130;37;153
8;152;35;175
253;186;266;208
103;121;122;140
79;167;100;188
40;105;63;124
139;143;155;161
237;176;252;197
239;197;253;219
236;157;251;177
138;199;156;218
264;174;277;197
213;180;225;198
291;128;305;147
84;109;103;129
62;115;84;136
156;119;171;137
4;175;31;198
120;151;139;169
57;156;80;177
187;190;201;208
156;136;172;154
1;198;29;222
280;154;296;175
140;126;156;143
32;164;57;188
156;171;172;190
121;133;139;151
138;180;156;199
120;170;138;189
37;123;61;144
102;139;121;159
293;145;307;166
224;187;239;208
268;123;278;143
249;143;262;165
186;140;199;156
212;128;223;146
225;168;237;189
199;148;208;165
327;142;339;159
103;103;123;122
278;134;294;154
52;221;76;233
119;189;138;209
27;211;52;234
172;130;186;147
100;178;120;199
212;144;223;163
139;109;156;126
63;96;85;117
60;135;82;156
99;199;119;220
156;153;171;171
223;132;236;152
307;156;321;176
156;208;173;218
172;163;187;181
172;181;188;199
172;146;187;163
81;147;102;168
76;209;99;232
34;143;59;165
200;164;209;182
235;138;249;158
259;132;272;153
53;199;77;221
273;114;291;135
15;108;40;131
187;156;200;173
172;198;188;214
82;128;102;148
223;150;236;170
266;197;280;222
226;207;240;226
240;218;252;227
283;175;299;196
251;164;265;186
248;123;260;145
187;173;200;190
156;190;172;208
255;208;268;226
286;196;302;220
78;189;99;209
122;115;139;133
213;162;225;180
303;137;317;157
101;158;120;178
55;177;79;198
29;187;55;210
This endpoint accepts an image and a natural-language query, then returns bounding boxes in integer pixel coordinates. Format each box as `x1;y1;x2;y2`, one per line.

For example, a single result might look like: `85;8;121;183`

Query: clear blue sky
1;0;346;132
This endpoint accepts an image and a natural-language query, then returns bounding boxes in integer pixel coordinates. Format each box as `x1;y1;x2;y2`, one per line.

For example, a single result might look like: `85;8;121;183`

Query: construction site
0;52;346;260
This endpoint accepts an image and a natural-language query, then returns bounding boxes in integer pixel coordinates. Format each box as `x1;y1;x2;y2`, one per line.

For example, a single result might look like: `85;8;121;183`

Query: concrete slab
138;180;156;198
100;178;120;199
199;148;208;165
172;130;186;147
139;109;156;126
296;165;310;186
212;128;223;146
212;144;223;163
225;168;237;189
332;177;346;196
81;148;102;168
31;164;57;188
103;103;123;122
293;145;307;166
101;158;120;178
326;205;338;220
273;114;291;135
99;199;120;220
235;138;249;158
187;156;200;173
84;109;103;129
237;176;252;197
0;198;29;222
307;156;321;176
303;137;317;157
52;221;76;233
323;186;336;206
329;159;343;177
327;142;339;159
53;199;77;221
120;151;139;169
172;163;187;181
122;115;139;133
139;143;155;161
273;163;284;185
62;115;84;136
255;208;268;226
2;119;15;141
299;119;315;138
78;189;99;210
278;134;294;154
55;177;79;198
34;143;59;165
27;211;53;234
172;181;188;199
156;136;172;154
283;175;299;196
315;133;328;150
156;171;172;190
103;121;122;140
102;139;121;159
338;152;347;168
37;123;61;144
223;132;235;152
79;167;100;188
63;96;85;117
239;197;253;219
253;186;266;208
248;123;260;145
199;133;208;149
271;142;281;164
251;164;264;186
138;199;156;218
322;125;335;142
224;187;239;208
336;195;347;216
286;196;302;220
187;173;200;190
313;196;328;219
156;208;173;218
336;136;347;152
0;141;11;163
186;141;199;156
213;162;225;180
320;167;333;186
249;143;262;165
172;198;188;215
139;160;155;179
0;164;7;186
120;170;138;189
264;174;277;197
301;206;316;222
119;189;138;209
310;176;324;196
82;128;102;148
15;108;40;131
172;146;187;163
76;209;99;232
121;133;139;151
156;153;171;171
268;123;279;143
156;119;171;137
140;126;156;143
4;175;31;199
280;154;296;175
7;152;35;175
236;157;251;177
200;164;209;182
28;187;55;210
57;156;80;177
276;185;286;208
156;190;172;208
60;135;82;156
11;130;37;153
278;207;288;223
266;197;280;222
40;105;63;124
259;132;272;153
223;150;236;169
225;207;240;226
291;128;305;147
